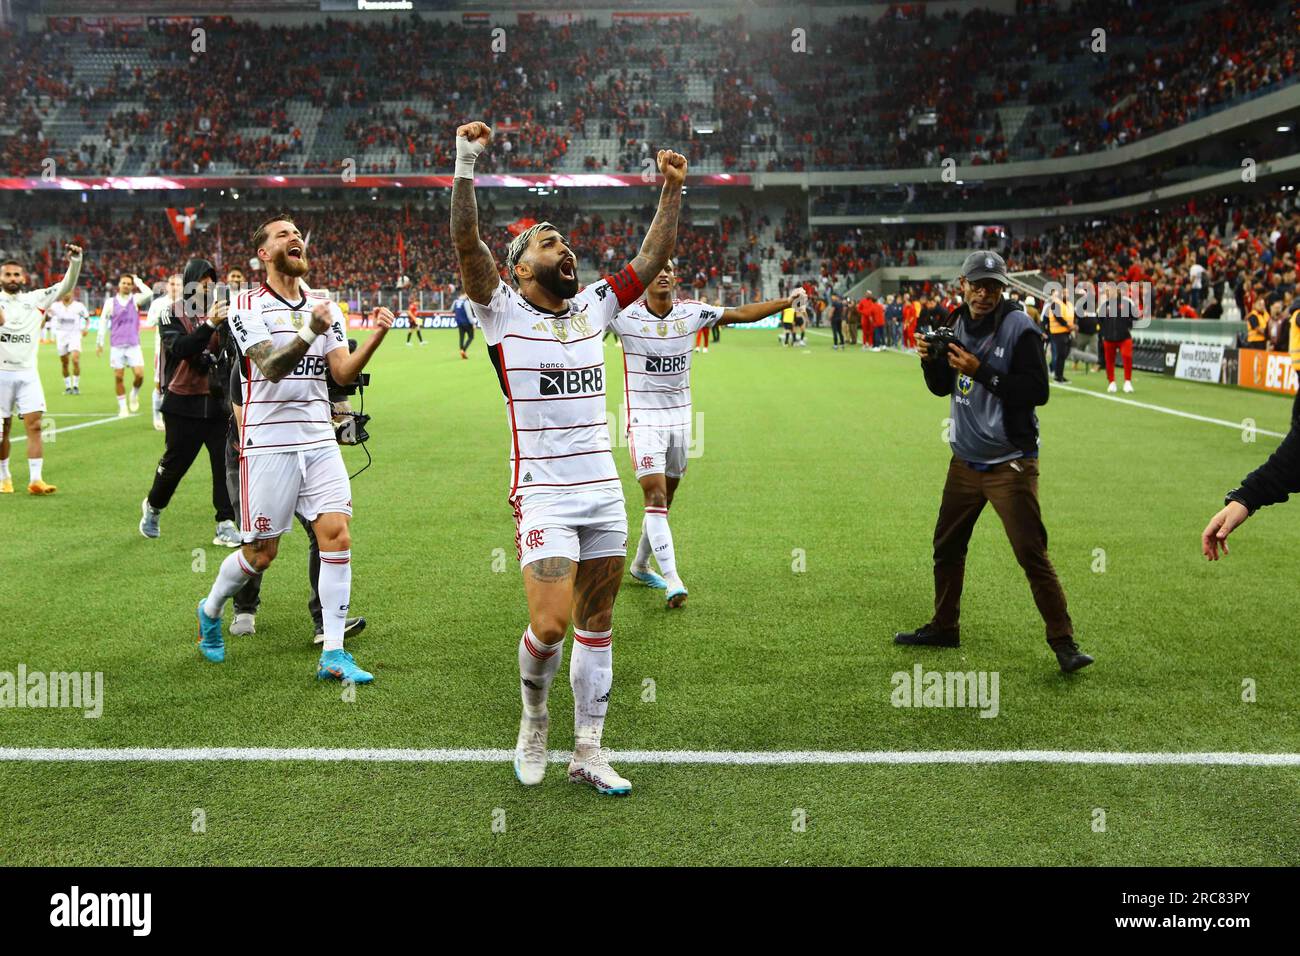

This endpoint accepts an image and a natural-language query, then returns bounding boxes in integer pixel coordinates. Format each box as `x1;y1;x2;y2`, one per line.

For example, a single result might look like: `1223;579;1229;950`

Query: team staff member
1099;285;1136;393
1044;292;1075;383
139;258;241;547
895;251;1092;673
452;291;473;359
405;303;425;346
1244;298;1268;349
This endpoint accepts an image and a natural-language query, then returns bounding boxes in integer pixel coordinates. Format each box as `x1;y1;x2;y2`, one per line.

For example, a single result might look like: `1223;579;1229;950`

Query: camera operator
222;319;367;643
894;251;1093;674
138;258;240;546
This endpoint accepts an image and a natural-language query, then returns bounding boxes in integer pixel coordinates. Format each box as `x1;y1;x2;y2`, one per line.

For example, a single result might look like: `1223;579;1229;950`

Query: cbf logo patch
957;373;974;395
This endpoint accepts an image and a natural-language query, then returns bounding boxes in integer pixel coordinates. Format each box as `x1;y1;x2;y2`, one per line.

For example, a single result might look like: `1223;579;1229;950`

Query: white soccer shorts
109;345;144;370
56;332;83;357
238;445;351;542
512;488;628;568
0;369;46;417
628;424;690;480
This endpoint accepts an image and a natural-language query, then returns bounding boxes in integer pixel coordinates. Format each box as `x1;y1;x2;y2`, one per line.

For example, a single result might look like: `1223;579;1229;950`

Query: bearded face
0;268;23;295
272;245;309;277
530;257;579;300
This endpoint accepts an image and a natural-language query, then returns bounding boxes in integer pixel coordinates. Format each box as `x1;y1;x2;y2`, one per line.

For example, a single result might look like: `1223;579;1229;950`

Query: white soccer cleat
230;613;256;636
127;392;140;413
153;414;165;432
1106;381;1118;393
213;520;241;548
514;714;550;786
568;749;631;796
1122;380;1134;393
117;405;130;418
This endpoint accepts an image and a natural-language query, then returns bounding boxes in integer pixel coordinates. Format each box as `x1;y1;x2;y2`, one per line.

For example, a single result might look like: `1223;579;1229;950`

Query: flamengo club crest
525;529;545;549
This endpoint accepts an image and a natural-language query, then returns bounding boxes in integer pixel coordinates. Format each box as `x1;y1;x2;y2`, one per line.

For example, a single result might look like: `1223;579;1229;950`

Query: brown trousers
931;455;1073;646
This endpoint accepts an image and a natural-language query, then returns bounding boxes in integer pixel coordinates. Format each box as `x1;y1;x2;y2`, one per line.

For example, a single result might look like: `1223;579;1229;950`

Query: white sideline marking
10;413;133;443
1049;382;1287;437
0;748;1296;766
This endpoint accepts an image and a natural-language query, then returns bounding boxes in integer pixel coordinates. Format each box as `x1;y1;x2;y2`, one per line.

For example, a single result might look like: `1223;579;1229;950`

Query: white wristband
455;135;486;180
298;325;319;345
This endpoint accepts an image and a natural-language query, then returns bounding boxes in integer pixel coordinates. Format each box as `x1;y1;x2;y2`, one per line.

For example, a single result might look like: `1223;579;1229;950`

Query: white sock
570;627;612;754
0;458;9;480
117;395;127;411
71;375;78;387
203;550;258;619
130;384;140;402
317;550;352;652
643;507;678;579
152;391;162;413
28;457;42;483
518;626;564;719
632;530;652;570
64;376;71;388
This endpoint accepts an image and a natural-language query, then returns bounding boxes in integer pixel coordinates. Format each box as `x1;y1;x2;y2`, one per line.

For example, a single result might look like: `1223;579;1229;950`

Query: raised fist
310;302;333;334
657;149;687;186
457;121;493;150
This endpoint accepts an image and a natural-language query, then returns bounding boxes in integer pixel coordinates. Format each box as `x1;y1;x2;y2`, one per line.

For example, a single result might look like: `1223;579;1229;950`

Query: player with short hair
96;273;153;418
144;274;184;430
194;216;391;681
452;120;685;795
405;303;425;346
0;245;82;495
45;289;89;394
614;260;806;607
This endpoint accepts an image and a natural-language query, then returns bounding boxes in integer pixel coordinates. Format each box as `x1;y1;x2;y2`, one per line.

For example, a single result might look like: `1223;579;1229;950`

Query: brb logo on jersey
539;367;603;396
525;529;545;550
645;354;687;374
294;354;328;376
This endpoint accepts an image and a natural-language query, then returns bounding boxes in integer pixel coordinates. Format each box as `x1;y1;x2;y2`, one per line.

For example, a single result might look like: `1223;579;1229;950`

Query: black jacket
158;303;225;420
922;300;1050;457
1227;397;1300;514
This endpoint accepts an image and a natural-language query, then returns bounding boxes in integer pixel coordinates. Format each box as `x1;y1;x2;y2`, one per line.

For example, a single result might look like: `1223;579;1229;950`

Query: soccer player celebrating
452;120;685;795
45;289;89;395
613;261;806;606
96;273;154;418
195;216;390;682
0;245;82;495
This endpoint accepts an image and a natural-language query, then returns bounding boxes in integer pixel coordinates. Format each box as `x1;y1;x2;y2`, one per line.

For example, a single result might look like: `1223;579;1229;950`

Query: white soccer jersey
472;270;642;498
612;298;723;432
0;285;66;371
228;281;347;458
47;300;88;334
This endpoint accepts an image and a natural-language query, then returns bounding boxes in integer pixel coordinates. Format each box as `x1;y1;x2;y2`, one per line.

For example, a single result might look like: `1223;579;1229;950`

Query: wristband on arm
455;135;486;180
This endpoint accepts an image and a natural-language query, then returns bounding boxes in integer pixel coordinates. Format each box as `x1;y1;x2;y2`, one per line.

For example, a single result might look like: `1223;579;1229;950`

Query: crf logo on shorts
539;367;603;396
525;529;545;549
254;515;272;532
640;455;654;470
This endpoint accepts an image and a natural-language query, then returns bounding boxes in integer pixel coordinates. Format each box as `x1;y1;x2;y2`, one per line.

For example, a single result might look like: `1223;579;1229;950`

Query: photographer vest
949;308;1040;466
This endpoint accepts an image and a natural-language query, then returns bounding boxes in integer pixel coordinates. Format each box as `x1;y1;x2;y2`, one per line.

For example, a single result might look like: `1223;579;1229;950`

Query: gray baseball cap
961;250;1009;284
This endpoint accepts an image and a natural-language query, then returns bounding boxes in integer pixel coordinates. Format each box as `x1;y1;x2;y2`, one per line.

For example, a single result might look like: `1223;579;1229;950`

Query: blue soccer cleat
630;566;668;590
317;648;374;684
665;576;688;609
196;600;225;663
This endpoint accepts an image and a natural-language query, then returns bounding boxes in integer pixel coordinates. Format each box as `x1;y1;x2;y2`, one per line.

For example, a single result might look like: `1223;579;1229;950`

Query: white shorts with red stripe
512;488;627;568
628;424;690;480
239;445;351;542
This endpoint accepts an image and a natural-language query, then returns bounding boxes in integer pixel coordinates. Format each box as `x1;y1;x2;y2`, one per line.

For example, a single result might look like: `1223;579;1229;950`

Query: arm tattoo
629;181;682;290
244;338;310;383
451;177;501;305
526;557;575;584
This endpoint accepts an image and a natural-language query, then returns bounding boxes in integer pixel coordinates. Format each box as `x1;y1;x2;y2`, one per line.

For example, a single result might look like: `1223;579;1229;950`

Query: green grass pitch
1;326;1297;866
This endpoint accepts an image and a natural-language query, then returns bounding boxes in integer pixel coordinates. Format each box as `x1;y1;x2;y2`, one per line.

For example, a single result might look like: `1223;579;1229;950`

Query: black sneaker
1054;641;1094;673
313;616;367;645
1054;376;1070;384
893;624;960;648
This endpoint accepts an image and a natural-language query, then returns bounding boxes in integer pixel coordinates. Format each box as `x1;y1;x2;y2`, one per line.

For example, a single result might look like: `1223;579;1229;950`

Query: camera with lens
923;326;963;363
326;338;371;445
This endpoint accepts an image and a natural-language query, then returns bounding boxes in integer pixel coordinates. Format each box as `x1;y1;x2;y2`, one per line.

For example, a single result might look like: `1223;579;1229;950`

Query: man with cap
139;258;241;547
894;251;1092;674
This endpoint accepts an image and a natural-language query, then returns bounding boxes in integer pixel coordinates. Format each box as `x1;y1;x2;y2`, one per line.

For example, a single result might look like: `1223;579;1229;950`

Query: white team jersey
228;281;347;458
472;272;640;498
47;300;88;334
0;285;64;371
145;296;176;328
612;298;723;432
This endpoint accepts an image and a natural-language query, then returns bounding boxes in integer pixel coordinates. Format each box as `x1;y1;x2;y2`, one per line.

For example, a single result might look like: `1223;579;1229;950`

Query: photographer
894;251;1093;674
139;258;240;546
222;321;367;643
